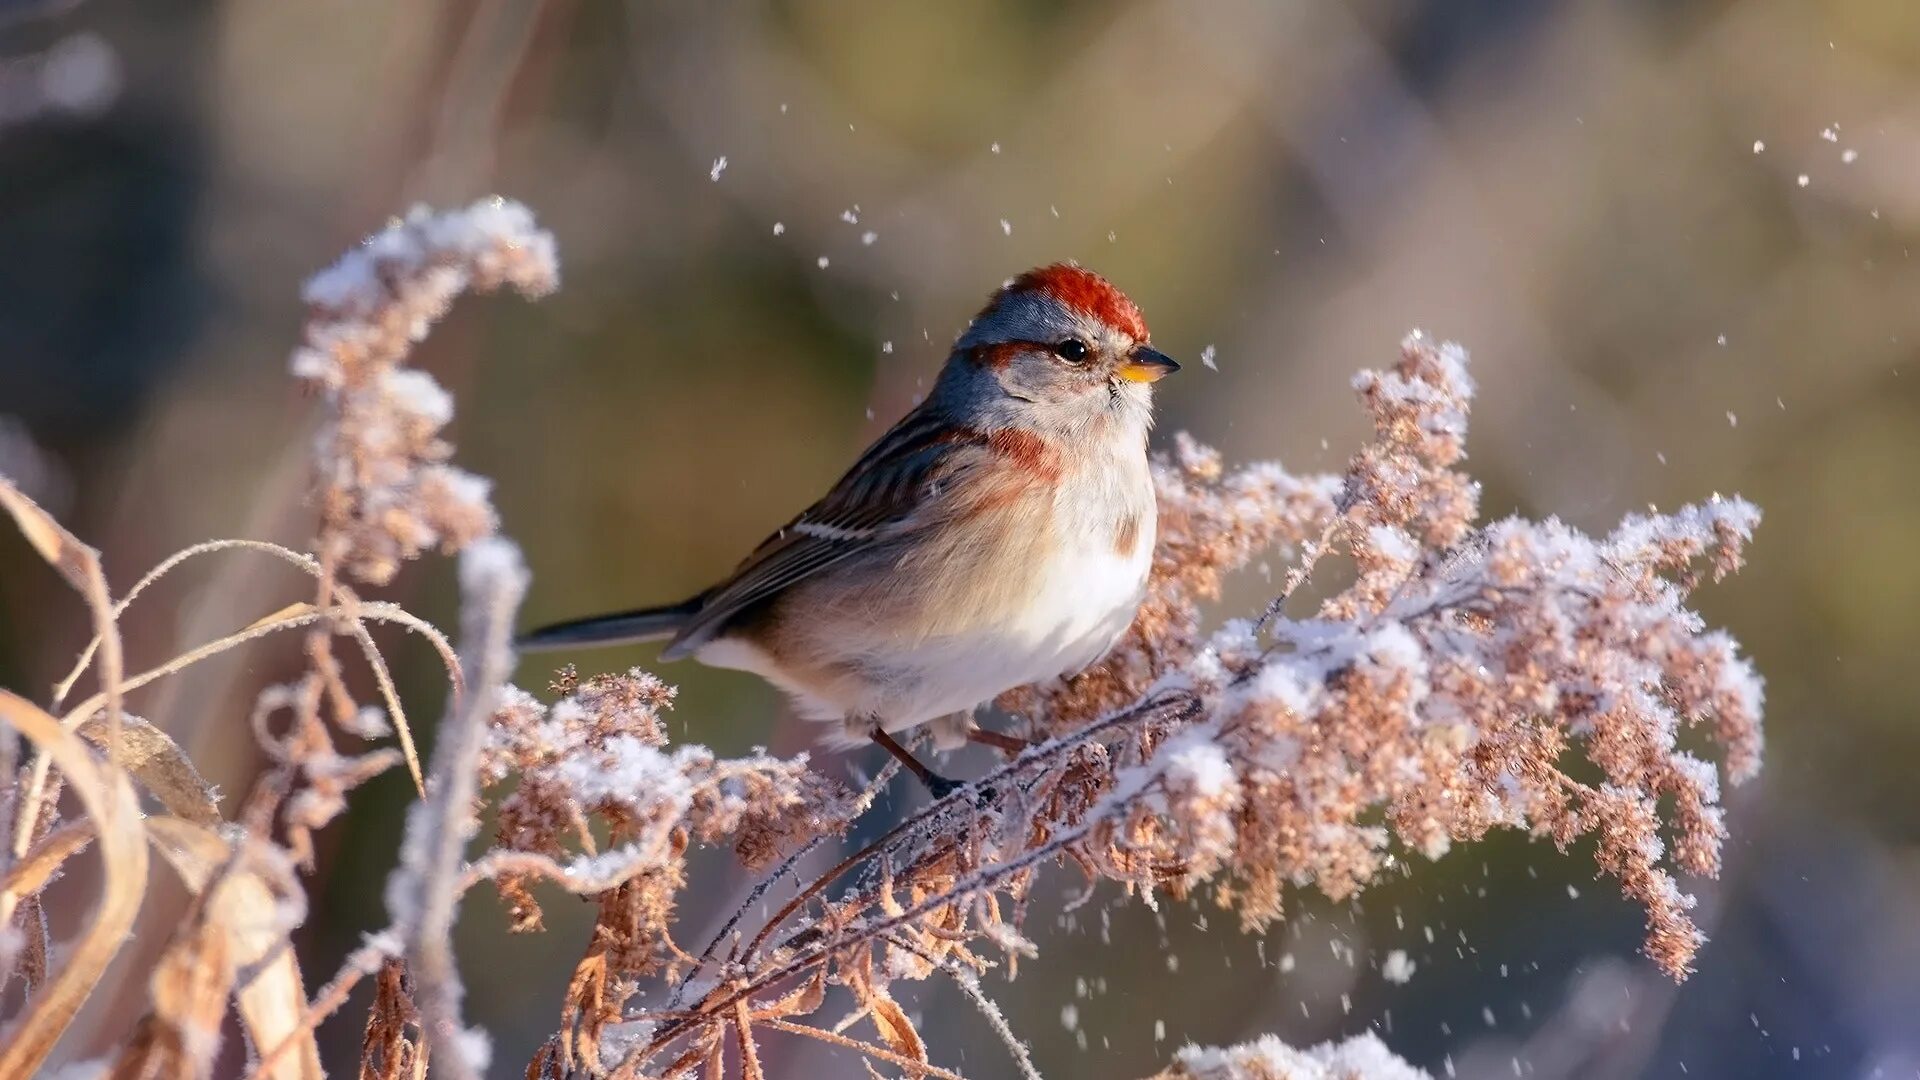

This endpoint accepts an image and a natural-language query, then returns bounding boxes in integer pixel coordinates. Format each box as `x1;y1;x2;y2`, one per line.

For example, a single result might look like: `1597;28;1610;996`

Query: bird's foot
923;773;965;801
925;773;999;807
870;727;997;806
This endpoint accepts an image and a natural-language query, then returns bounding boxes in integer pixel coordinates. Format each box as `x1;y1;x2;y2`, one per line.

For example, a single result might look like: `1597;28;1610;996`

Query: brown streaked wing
659;405;985;658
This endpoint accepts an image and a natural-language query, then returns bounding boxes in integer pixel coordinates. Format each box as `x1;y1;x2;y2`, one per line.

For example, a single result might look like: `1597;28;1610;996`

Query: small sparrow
521;264;1178;794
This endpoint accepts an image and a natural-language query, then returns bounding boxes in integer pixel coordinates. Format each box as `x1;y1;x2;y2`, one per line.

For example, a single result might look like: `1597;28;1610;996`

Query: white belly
695;424;1158;745
872;527;1153;727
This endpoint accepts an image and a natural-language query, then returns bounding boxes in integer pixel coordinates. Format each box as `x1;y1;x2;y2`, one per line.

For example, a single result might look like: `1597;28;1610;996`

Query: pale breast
848;442;1155;724
712;426;1157;734
1010;451;1156;676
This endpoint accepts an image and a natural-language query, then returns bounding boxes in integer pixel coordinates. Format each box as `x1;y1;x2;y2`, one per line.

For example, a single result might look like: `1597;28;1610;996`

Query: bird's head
948;263;1178;432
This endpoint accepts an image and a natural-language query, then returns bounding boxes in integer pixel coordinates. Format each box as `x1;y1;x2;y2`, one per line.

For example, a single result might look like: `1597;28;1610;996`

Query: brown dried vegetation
0;202;1761;1079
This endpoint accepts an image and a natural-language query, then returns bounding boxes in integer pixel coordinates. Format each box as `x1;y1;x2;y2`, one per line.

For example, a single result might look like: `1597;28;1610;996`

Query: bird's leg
869;727;964;800
965;728;1029;754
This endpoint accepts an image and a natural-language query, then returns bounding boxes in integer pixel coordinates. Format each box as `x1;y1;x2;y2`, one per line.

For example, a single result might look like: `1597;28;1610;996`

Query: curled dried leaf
868;992;928;1071
145;817;321;1080
78;713;222;826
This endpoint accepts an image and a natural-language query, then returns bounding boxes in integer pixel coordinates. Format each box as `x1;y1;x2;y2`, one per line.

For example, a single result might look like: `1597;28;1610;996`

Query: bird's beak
1116;346;1180;383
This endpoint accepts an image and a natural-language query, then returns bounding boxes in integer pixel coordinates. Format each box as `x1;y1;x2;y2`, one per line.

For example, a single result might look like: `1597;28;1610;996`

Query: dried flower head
292;198;558;585
477;667;855;951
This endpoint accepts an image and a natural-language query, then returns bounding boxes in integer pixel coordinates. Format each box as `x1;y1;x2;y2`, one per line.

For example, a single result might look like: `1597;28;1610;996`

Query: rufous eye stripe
970;341;1043;370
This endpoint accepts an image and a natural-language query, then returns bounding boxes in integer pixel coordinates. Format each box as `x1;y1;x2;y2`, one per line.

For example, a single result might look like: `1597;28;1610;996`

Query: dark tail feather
517;597;703;652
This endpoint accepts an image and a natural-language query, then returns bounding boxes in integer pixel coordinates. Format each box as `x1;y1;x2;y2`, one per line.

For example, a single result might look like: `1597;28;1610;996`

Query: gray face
951;290;1167;433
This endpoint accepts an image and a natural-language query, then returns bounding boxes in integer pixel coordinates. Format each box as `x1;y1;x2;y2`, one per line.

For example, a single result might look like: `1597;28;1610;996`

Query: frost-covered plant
293;198;557;587
0;200;1761;1080
1149;1032;1431;1080
542;334;1757;1077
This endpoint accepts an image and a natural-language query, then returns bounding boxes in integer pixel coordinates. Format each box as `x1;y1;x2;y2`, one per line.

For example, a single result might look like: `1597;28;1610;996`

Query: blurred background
2;1;1918;1076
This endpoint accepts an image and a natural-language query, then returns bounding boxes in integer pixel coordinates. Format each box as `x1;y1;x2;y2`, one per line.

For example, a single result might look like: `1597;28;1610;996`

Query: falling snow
1382;950;1417;984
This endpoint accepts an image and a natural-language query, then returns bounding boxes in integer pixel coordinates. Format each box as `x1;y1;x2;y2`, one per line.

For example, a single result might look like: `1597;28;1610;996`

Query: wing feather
660;406;985;658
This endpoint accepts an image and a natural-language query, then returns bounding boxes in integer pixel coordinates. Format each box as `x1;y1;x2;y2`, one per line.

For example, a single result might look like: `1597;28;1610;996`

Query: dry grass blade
0;690;148;1078
58;599;454;726
1;477;126;906
54;604;329;731
0;475;94;585
76;713;222;825
0;818;94;898
248;938;400;1080
733;1000;766;1080
758;1019;963;1080
51;538;325;707
49;538;443;798
145;816;323;1080
343;618;426;798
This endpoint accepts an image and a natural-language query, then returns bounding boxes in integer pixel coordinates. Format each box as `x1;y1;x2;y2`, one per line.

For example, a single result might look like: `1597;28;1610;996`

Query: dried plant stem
759;1018;964;1079
0;691;147;1078
0;818;93;900
673;758;900;1010
0;478;124;932
886;933;1041;1080
732;999;765;1079
1253;519;1337;635
343;617;425;797
394;543;527;1080
643;694;1200;1062
54;599;456;731
52;538;328;707
51;537;447;797
247;939;398;1080
737;691;1194;967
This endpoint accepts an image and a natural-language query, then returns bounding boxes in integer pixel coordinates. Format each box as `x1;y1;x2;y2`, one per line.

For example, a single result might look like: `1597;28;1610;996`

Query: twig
391;541;527;1080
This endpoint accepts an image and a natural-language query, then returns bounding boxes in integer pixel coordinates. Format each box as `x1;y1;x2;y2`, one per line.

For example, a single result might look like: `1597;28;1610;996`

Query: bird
519;264;1178;796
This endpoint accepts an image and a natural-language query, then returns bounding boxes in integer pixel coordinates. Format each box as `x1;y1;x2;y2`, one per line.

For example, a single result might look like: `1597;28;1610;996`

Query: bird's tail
516;596;704;652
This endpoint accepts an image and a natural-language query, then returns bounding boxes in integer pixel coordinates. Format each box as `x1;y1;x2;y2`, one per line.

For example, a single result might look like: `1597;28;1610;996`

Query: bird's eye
1052;339;1089;363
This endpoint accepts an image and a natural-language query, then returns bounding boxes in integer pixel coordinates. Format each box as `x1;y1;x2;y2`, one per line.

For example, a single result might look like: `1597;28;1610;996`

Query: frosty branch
0;199;1761;1080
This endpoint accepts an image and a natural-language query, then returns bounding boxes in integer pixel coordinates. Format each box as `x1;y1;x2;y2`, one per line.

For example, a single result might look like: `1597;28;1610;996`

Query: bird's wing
661;405;989;658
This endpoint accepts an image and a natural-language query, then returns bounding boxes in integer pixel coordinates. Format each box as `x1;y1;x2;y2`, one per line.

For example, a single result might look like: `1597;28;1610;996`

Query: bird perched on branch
520;264;1179;795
